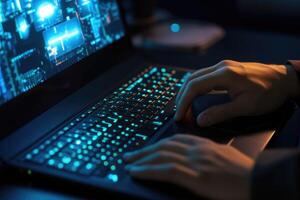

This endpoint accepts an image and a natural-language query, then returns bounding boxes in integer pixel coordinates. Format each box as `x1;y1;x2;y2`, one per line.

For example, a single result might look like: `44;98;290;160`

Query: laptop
0;0;280;199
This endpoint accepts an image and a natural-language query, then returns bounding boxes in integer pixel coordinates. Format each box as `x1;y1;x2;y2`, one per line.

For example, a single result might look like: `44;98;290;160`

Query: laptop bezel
0;0;133;139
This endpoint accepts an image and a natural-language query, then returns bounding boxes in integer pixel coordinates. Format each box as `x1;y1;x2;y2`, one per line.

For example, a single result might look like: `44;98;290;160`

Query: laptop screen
0;0;125;106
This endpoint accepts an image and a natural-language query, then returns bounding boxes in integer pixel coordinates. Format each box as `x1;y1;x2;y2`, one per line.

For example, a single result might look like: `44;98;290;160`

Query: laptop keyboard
22;66;190;182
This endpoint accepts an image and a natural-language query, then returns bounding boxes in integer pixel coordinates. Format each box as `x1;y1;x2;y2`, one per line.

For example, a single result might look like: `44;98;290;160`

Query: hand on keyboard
22;66;190;182
175;60;300;127
124;134;254;200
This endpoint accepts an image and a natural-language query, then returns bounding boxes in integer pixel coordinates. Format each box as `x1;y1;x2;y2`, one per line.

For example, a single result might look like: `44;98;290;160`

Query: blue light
33;0;63;31
0;0;125;106
43;18;84;60
48;29;80;45
62;156;71;164
15;0;22;11
81;0;90;6
0;1;4;23
76;139;82;145
15;15;30;39
170;23;181;33
19;22;28;32
0;69;7;95
107;174;118;182
38;3;55;20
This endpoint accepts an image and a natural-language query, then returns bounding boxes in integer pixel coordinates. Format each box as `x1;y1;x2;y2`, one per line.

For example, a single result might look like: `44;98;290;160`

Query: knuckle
156;151;169;159
194;144;212;154
198;154;212;164
186;75;195;83
220;59;233;66
167;164;182;182
186;80;198;91
222;65;240;77
192;146;206;154
173;134;185;139
162;141;175;149
151;152;168;162
168;163;180;173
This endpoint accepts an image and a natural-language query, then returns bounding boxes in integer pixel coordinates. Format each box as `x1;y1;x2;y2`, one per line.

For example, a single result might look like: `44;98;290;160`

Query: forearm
289;61;300;103
289;60;300;72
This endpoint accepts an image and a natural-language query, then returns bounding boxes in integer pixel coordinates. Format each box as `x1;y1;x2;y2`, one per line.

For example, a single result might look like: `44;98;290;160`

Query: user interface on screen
0;0;125;106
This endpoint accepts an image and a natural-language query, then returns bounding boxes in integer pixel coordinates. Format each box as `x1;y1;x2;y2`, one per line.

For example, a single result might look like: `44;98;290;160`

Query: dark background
1;1;300;199
157;0;300;34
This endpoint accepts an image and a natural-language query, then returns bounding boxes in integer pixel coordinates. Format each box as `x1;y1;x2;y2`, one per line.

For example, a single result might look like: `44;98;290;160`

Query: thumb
196;102;242;127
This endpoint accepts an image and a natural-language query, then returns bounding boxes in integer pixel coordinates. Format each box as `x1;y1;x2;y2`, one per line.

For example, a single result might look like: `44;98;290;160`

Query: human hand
124;134;254;200
175;60;300;127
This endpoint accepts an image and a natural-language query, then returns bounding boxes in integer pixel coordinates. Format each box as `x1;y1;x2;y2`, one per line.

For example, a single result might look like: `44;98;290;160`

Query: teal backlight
170;23;181;33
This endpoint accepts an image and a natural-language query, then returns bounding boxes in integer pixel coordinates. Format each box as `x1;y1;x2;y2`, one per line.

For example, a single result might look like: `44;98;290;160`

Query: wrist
285;64;300;99
244;161;254;200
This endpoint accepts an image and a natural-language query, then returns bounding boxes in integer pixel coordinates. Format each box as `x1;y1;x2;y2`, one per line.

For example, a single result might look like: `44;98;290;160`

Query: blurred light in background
170;23;181;33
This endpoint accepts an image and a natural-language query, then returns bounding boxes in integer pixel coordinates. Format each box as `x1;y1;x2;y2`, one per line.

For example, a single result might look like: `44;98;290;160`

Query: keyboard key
22;66;189;181
79;162;96;176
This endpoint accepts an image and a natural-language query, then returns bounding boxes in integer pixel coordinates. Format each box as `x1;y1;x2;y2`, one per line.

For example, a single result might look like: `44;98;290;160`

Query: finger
181;107;194;123
175;71;231;121
176;66;217;104
123;140;189;162
127;164;198;187
127;151;188;166
171;134;213;146
176;60;239;105
196;98;245;127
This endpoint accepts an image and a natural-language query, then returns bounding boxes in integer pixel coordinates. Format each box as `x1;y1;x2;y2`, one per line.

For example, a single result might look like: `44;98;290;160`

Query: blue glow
170;23;181;33
62;156;71;164
15;0;22;11
0;69;7;95
38;3;55;20
19;22;28;32
0;0;125;106
107;174;118;182
48;30;80;45
0;23;3;34
101;155;107;160
75;140;82;145
0;2;4;23
48;159;55;165
33;0;63;31
43;18;84;60
15;15;30;39
81;0;90;6
86;163;93;170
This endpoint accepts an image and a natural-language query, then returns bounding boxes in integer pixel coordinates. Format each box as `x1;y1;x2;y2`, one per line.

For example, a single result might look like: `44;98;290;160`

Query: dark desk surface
1;28;300;200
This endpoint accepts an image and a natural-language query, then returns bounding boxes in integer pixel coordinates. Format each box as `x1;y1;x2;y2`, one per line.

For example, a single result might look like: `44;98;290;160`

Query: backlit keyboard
22;66;191;182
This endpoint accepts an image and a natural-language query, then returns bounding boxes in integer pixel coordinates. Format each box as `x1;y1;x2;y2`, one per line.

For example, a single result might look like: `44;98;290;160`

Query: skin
124;60;300;200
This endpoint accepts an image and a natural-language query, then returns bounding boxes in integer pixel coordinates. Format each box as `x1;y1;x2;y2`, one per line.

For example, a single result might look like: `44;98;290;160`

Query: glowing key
107;174;118;182
48;159;55;165
101;155;107;160
62;156;71;164
110;165;116;171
